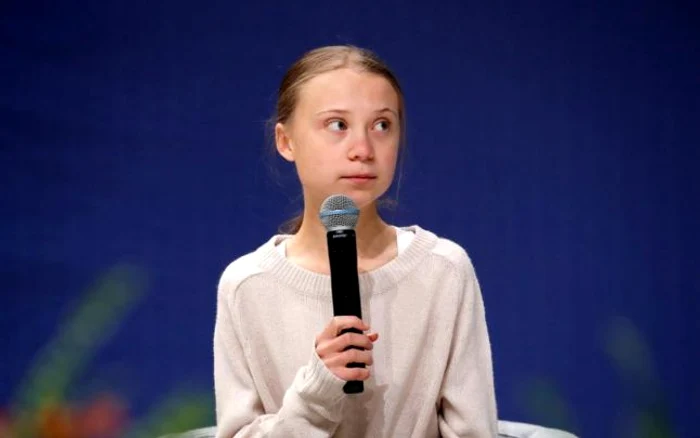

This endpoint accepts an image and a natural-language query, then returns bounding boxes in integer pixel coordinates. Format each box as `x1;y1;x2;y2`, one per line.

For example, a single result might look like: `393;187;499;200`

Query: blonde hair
271;45;406;233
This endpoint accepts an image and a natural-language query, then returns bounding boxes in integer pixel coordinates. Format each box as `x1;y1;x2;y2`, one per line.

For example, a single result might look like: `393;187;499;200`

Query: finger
335;332;374;351
315;315;369;348
317;316;368;345
330;316;369;337
317;332;372;358
324;348;373;368
334;366;371;382
368;332;379;342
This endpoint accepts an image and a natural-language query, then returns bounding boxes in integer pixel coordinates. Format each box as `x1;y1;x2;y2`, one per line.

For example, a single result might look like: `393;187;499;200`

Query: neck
286;201;396;274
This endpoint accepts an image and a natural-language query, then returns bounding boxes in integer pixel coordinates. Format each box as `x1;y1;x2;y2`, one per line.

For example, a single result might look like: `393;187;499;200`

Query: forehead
296;68;399;113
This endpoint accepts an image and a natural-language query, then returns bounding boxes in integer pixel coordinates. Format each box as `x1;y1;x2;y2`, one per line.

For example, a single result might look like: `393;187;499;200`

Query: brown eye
327;120;347;131
374;120;391;132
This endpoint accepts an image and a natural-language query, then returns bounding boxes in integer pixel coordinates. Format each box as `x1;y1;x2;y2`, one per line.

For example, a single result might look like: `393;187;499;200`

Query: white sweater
213;225;498;437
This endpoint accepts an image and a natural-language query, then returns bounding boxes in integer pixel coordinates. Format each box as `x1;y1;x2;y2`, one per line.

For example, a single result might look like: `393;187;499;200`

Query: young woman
214;45;498;437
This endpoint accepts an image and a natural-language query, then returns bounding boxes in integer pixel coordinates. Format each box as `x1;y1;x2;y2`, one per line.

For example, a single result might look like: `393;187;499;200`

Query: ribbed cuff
298;343;347;406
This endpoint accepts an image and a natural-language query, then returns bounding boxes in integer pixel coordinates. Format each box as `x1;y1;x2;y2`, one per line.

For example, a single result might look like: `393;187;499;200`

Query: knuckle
356;349;366;362
355;368;369;380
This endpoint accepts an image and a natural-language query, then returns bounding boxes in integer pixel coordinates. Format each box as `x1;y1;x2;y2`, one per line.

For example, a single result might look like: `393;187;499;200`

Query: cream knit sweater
213;225;498;437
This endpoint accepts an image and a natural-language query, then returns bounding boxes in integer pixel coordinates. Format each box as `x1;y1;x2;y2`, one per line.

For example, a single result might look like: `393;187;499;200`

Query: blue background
2;1;698;437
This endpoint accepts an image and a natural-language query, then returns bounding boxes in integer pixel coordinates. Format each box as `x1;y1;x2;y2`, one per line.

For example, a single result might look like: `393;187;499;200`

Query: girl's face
276;67;401;211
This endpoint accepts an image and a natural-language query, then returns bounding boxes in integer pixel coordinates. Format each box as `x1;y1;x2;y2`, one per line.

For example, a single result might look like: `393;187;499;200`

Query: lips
342;174;376;179
341;174;377;184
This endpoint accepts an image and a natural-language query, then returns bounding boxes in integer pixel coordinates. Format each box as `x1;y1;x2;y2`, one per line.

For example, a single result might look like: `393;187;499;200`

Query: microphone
319;194;364;394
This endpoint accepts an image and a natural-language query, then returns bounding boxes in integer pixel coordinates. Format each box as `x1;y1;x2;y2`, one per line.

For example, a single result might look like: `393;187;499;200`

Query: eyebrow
315;107;399;117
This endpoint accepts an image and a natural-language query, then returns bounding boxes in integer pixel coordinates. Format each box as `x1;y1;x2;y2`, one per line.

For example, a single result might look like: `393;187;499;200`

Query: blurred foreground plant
3;264;212;438
603;316;675;438
518;315;676;437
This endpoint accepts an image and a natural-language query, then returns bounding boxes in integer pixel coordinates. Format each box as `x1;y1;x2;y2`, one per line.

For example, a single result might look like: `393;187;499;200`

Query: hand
315;316;379;382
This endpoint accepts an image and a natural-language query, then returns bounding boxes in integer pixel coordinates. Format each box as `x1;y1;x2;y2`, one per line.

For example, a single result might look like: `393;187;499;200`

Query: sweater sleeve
437;257;499;438
214;280;347;438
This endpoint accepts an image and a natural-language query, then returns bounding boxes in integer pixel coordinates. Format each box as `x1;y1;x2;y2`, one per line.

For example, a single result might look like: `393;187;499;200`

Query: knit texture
213;225;498;437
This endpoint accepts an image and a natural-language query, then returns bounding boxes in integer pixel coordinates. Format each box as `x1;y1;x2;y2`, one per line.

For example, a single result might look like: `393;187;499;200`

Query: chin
343;190;386;210
313;182;390;210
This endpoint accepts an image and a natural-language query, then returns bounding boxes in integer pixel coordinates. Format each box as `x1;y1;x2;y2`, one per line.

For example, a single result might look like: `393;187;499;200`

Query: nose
348;132;375;161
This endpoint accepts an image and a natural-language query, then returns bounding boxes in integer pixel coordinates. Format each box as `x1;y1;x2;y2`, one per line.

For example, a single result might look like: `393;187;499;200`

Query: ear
275;123;295;162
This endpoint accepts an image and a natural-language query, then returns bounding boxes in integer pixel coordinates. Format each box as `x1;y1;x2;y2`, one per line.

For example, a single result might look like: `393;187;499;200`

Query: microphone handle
340;327;364;394
327;229;364;394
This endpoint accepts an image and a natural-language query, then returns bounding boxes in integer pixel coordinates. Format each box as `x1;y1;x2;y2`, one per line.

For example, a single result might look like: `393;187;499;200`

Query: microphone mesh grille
319;195;359;230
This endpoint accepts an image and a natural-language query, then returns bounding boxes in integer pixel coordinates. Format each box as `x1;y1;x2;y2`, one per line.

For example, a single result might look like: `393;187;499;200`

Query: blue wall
2;2;698;437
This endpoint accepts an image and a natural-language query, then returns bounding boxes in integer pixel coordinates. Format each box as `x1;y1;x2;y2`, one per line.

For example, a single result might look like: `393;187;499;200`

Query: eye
374;119;391;132
327;119;348;131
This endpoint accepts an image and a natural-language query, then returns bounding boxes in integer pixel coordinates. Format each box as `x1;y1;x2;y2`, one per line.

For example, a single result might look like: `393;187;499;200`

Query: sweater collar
257;225;437;298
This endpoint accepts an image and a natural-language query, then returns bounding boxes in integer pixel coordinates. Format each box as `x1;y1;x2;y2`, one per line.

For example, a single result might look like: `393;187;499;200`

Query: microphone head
319;194;359;231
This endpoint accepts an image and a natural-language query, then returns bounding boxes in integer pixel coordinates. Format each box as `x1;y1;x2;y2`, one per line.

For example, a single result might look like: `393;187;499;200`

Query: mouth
342;174;377;180
341;175;377;185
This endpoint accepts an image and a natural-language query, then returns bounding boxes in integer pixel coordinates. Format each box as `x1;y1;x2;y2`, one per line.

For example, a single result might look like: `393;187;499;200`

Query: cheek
293;143;332;181
294;155;319;182
378;143;400;171
374;147;399;193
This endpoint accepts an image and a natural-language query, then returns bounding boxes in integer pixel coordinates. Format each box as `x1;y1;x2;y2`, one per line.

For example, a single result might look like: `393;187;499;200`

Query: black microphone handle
327;228;364;394
340;326;364;394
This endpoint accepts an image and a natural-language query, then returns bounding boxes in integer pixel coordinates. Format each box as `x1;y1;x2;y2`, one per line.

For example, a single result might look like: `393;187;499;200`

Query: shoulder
403;225;484;313
410;225;477;280
432;234;475;274
216;235;279;301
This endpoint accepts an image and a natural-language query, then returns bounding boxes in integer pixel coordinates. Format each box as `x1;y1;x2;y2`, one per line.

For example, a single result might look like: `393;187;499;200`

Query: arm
437;259;499;438
214;287;346;438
